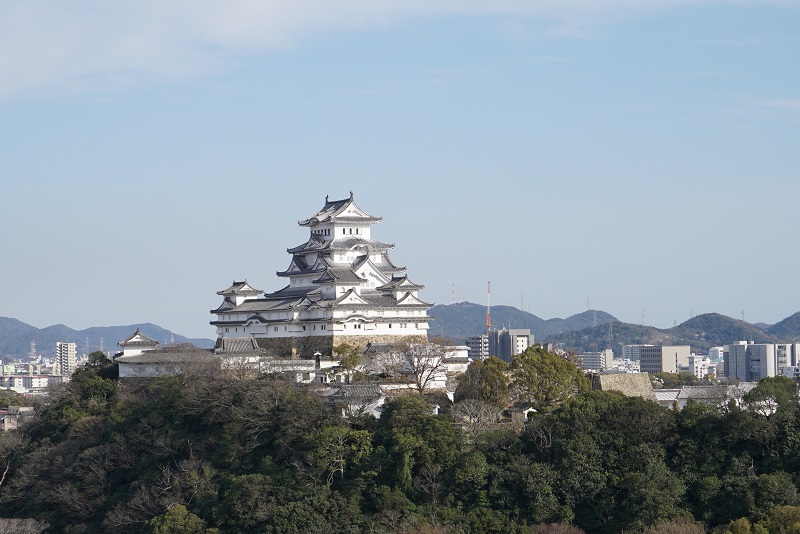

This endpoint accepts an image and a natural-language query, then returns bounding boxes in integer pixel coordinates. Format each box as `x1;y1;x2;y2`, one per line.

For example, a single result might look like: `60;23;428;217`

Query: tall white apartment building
55;342;77;376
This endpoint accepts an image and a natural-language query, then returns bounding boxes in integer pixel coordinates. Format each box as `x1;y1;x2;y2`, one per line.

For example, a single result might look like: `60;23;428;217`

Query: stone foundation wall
253;334;428;358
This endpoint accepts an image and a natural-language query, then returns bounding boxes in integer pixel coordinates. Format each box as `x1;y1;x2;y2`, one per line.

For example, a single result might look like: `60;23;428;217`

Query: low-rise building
682;354;716;380
0;406;35;431
639;345;691;374
578;349;614;372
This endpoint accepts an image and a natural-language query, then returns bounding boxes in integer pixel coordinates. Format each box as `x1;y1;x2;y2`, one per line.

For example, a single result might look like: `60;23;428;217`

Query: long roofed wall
210;193;432;357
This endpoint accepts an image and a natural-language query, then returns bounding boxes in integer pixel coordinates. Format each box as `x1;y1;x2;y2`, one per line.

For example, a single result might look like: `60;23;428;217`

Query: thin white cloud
0;0;790;100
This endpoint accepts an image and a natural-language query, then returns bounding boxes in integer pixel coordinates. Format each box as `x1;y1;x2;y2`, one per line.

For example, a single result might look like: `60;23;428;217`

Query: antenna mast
486;281;492;330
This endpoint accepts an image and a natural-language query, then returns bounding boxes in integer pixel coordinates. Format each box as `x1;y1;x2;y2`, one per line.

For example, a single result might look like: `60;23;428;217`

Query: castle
210;193;432;357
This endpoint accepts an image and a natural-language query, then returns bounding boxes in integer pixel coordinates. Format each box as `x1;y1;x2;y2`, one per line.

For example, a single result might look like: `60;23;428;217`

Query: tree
755;505;800;533
452;399;502;439
333;342;361;383
744;376;798;416
305;425;372;485
510;345;590;412
145;504;217;534
376;395;460;491
0;519;49;534
86;350;119;380
644;516;705;534
0;431;25;490
454;357;509;408
652;372;701;389
400;342;448;396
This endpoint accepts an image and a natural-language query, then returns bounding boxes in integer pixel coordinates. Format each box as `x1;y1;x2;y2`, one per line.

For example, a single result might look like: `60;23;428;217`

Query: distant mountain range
5;307;799;360
429;303;800;355
428;302;617;341
0;317;215;359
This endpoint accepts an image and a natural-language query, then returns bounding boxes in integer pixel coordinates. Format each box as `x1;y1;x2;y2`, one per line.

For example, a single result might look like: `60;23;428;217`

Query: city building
723;342;800;381
210;193;432;357
466;328;532;362
639;345;691;374
708;346;725;362
621;344;654;361
683;354;717;380
54;342;77;376
578;349;614;372
465;335;489;359
0;407;35;431
0;375;51;394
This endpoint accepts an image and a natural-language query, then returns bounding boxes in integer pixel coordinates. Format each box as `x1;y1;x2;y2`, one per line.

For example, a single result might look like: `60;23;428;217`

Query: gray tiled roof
677;386;729;399
654;389;680;402
216;280;263;296
118;328;160;348
211;298;235;313
336;384;384;399
377;275;424;291
330;236;393;251
218;337;260;353
313;268;367;285
298;193;382;226
287;234;328;253
377;253;405;272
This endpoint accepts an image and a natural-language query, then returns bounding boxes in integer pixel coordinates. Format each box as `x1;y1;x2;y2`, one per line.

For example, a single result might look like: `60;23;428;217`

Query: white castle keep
210;193;432;356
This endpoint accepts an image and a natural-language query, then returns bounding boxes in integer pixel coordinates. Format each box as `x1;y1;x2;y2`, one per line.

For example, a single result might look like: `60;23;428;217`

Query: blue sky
1;1;798;339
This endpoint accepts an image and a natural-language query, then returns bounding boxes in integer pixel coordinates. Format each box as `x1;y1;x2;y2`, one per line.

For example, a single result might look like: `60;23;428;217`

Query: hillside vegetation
3;357;800;533
766;312;800;342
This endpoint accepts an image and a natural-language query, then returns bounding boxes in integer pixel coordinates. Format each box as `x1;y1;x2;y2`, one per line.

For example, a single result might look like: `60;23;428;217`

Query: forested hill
545;312;784;354
429;302;617;341
3;359;800;533
0;317;214;358
766;311;800;342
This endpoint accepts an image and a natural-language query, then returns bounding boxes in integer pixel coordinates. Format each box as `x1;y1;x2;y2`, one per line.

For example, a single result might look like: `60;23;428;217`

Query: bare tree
0;518;49;534
400;342;449;396
0;431;25;489
414;463;444;505
452;399;501;439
